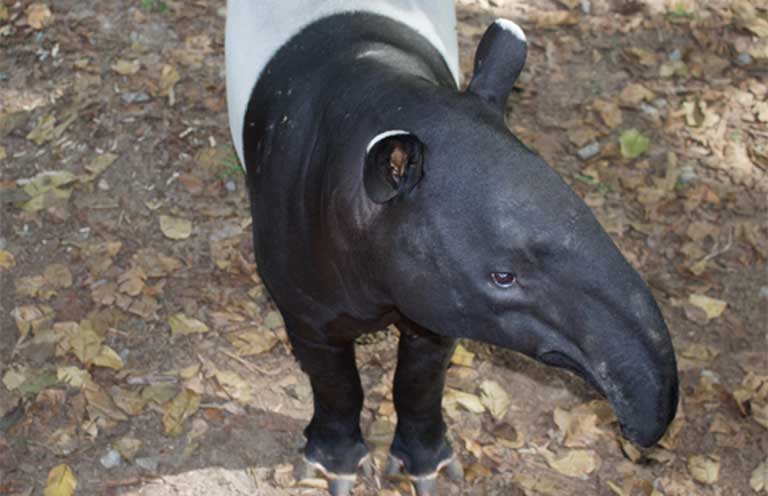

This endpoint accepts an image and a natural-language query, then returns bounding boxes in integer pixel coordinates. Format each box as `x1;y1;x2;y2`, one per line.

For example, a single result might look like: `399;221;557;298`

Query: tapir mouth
538;351;606;397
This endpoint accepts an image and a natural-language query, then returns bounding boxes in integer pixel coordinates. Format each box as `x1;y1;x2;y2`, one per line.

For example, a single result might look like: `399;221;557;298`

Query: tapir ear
467;18;528;112
363;130;424;204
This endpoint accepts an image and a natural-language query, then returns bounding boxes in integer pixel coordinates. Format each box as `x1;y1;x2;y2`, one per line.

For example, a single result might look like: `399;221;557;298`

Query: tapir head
362;19;678;447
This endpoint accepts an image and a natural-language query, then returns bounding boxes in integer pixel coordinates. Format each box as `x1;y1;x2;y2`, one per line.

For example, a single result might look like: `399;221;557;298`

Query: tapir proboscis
225;1;679;494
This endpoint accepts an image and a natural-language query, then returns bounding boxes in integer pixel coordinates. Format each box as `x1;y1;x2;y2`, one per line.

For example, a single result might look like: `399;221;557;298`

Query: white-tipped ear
467;18;528;112
366;129;411;153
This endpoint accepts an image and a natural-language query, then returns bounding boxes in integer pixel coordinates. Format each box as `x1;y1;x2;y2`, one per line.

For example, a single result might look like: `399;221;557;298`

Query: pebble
121;91;150;104
577;142;600;160
97;178;110;191
0;238;6;250
640;103;659;118
100;449;122;469
119;349;130;362
225;180;237;192
679;165;697;184
669;48;682;62
581;0;592;15
736;53;753;66
136;456;159;472
760;286;768;299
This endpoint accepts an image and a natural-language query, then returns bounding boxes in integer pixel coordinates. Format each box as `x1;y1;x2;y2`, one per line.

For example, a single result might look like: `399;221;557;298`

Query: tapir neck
242;13;457;331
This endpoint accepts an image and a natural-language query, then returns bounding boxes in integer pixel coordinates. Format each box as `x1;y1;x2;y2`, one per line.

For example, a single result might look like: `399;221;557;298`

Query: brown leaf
688;455;720;485
225;327;279;356
163;389;201;437
169;313;209;336
619;83;655;106
111;59;141;76
26;3;53;30
479;380;510;420
43;464;77;496
0;249;15;269
44;264;72;288
159;215;192;240
593;99;623;129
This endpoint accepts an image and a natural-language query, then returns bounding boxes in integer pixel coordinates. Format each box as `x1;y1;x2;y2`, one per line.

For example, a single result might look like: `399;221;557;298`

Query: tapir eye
491;272;517;287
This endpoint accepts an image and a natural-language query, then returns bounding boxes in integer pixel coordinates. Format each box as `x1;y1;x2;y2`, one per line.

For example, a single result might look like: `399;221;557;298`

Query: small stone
136;456;159;472
653;98;668;108
120;91;150;104
640;103;659;117
225;180;236;192
100;449;123;469
679;165;697;184
669;49;682;62
0;238;6;250
580;0;591;14
577;142;600;160
119;349;130;362
97;178;110;191
736;53;753;66
760;286;768;299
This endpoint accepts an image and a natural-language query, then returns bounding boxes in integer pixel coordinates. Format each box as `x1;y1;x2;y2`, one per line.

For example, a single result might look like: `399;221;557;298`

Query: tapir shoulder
225;0;461;166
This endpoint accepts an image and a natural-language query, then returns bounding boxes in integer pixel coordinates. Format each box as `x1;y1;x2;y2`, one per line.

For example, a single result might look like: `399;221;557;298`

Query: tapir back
225;0;461;166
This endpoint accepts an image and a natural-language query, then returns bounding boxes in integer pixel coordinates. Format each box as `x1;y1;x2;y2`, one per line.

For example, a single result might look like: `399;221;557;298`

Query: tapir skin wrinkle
226;3;679;493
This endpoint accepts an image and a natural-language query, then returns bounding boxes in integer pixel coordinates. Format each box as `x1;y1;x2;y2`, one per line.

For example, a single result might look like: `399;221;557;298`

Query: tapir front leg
389;320;463;494
283;314;371;495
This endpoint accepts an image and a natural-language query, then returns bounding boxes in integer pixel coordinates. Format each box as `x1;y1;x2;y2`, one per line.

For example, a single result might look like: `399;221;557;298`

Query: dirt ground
1;0;766;495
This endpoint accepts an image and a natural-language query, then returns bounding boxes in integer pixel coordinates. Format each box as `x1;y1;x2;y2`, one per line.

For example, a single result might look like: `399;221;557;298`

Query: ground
0;0;766;495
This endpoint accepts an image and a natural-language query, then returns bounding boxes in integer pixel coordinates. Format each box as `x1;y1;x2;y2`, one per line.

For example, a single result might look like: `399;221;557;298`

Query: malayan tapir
225;1;679;494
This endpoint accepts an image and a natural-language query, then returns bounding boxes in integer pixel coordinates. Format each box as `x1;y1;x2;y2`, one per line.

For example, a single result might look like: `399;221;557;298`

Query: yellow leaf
215;369;253;403
225;327;279;356
619;83;655;106
93;345;124;370
168;313;209;336
688;455;720;485
479;380;510;420
111;59;141;75
26;3;53;30
450;344;475;367
163;389;201;437
546;449;600;478
443;388;485;414
69;325;103;366
553;403;607;448
26;114;57;144
157;64;181;96
3;368;27;391
81;153;118;181
0;250;15;269
57;366;91;388
688;294;727;321
159;215;192;240
751;459;767;492
44;464;77;496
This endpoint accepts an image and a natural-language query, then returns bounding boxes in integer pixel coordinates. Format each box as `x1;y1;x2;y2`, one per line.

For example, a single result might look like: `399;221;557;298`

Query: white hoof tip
494;18;527;43
443;458;464;482
412;477;437;496
329;478;354;496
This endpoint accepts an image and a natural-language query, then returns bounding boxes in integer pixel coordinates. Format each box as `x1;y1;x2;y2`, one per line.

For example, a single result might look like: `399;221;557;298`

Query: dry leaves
688;455;720;485
163;389;201;437
159;215;193;240
44;464;77;496
479;380;510;420
688;294;727;321
168;313;209;336
26;3;53;30
450;344;475;367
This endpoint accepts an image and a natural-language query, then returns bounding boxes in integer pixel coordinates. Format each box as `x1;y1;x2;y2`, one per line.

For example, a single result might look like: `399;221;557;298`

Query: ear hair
363;131;424;204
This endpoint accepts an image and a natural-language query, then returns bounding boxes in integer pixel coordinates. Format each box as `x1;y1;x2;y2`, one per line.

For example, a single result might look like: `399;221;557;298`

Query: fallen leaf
44;464;77;496
26;3;53;30
57;367;91;388
16;275;44;298
593;99;623;128
157;64;180;96
111;59;141;75
214;369;253;403
11;305;53;338
18;170;77;196
546;449;600;478
112;387;148;416
444;388;485;414
688;455;720;485
751;458;768;492
44;264;73;288
226;327;279;356
450;344;475;367
553;403;607;447
0;250;15;269
68;325;102;366
163;389;201;437
479;380;510;420
532;10;577;28
619;84;655;106
113;437;143;461
169;313;209;336
93;345;124;370
81;153;118;181
159;215;192;240
620;129;650;159
688;294;727;321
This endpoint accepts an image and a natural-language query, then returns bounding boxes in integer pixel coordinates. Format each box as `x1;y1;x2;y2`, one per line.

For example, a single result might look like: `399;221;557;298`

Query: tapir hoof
385;455;463;494
298;455;374;496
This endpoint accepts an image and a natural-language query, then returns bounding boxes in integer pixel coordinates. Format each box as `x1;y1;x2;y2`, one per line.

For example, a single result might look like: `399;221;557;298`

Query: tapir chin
225;1;679;494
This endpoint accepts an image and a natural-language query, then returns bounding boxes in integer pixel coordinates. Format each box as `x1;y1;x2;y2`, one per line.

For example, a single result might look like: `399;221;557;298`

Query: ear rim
363;130;424;204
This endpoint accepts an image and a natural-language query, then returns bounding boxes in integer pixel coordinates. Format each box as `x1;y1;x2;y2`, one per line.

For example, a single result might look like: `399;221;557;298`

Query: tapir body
225;2;679;494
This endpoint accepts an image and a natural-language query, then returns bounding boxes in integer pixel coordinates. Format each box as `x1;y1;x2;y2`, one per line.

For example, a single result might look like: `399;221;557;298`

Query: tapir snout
537;269;679;447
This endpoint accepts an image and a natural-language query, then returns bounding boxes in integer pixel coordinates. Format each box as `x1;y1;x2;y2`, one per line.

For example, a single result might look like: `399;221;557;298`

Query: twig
219;349;281;376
